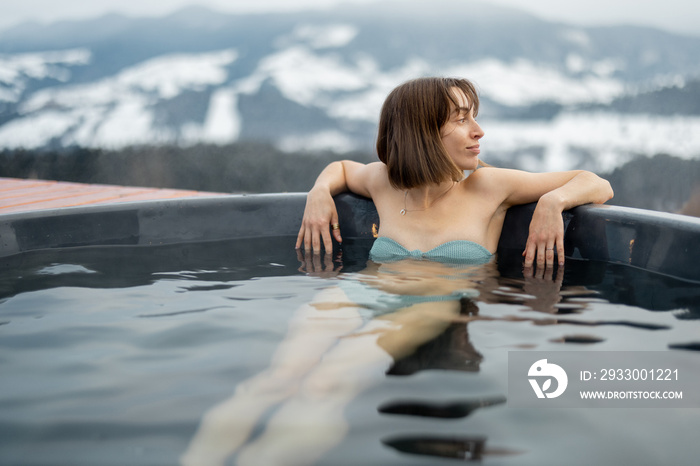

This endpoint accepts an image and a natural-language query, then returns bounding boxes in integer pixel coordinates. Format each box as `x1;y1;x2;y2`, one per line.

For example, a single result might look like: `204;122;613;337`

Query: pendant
400;209;406;216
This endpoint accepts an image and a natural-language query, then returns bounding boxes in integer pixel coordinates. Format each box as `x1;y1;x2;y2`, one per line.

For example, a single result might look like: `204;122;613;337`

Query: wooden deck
0;178;228;215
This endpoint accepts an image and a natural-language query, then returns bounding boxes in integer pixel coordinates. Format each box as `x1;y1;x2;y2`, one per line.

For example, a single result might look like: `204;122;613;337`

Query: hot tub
1;194;699;465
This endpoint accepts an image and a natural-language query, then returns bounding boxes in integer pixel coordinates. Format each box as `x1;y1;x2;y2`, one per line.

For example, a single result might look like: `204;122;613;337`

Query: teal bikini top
369;237;493;263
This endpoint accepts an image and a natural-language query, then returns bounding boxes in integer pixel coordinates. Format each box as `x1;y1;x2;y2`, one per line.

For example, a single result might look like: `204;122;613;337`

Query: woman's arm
479;168;614;268
516;170;613;268
503;170;614;210
295;161;377;253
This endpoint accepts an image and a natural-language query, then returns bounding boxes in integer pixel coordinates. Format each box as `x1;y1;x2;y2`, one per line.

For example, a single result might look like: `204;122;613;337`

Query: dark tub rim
1;193;699;283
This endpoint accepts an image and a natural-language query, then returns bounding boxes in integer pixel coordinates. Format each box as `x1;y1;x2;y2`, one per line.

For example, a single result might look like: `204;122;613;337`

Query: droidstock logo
528;359;568;399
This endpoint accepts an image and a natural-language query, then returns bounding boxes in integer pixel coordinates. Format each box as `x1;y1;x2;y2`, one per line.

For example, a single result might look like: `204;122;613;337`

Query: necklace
400;182;456;215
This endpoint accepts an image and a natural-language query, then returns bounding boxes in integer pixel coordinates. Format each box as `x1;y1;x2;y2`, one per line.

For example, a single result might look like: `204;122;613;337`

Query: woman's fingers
522;241;535;267
523;238;564;269
311;225;322;252
295;226;304;250
556;240;565;266
331;213;342;244
321;225;333;254
323;214;341;253
545;241;555;268
296;192;341;254
524;203;565;268
298;221;339;254
536;241;547;267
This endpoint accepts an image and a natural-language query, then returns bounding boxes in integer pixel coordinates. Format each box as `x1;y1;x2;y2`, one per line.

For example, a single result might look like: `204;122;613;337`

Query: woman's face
440;88;484;171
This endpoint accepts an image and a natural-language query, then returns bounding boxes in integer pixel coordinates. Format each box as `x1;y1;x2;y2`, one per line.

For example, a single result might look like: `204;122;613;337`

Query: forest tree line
0;143;373;194
1;144;699;215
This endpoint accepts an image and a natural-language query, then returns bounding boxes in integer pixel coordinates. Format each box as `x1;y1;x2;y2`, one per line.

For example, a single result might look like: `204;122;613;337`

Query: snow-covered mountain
1;0;700;172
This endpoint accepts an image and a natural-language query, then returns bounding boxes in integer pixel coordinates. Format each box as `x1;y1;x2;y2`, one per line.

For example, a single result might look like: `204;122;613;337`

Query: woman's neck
404;180;458;211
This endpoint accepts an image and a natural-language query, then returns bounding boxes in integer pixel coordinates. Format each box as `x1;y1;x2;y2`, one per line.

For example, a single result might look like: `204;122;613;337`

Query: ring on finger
331;223;340;230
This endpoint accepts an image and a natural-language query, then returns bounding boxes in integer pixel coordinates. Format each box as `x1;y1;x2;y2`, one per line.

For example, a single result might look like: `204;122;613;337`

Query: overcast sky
1;0;698;37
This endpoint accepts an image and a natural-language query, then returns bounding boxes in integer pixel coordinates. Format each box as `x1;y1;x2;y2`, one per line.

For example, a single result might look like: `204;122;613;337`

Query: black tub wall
1;193;699;282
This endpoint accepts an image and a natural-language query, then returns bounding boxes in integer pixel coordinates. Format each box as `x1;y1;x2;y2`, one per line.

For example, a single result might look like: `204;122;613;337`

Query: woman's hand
492;168;611;268
522;193;565;268
295;186;342;253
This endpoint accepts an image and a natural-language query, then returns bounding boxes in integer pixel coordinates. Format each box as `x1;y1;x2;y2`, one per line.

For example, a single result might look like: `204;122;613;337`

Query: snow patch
70;107;108;147
23;49;237;113
482;113;700;172
446;59;625;106
257;46;368;106
328;58;430;121
91;96;161;147
289;24;358;49
117;50;237;99
0;48;90;103
0;110;79;147
226;50;427;132
202;88;241;144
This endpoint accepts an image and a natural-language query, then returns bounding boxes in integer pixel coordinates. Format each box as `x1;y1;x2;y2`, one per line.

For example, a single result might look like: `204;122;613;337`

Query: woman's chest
374;199;502;251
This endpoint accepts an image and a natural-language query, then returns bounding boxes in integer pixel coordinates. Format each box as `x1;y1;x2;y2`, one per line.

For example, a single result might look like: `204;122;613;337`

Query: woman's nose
472;122;484;140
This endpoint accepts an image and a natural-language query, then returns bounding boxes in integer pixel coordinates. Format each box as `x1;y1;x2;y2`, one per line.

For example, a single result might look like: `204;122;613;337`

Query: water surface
1;237;699;465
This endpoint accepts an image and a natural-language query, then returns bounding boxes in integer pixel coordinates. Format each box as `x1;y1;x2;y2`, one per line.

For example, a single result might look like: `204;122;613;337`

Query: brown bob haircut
376;77;481;190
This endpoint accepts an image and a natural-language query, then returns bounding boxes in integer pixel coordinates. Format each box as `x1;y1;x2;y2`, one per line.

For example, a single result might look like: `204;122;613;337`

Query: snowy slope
0;50;239;147
1;2;700;172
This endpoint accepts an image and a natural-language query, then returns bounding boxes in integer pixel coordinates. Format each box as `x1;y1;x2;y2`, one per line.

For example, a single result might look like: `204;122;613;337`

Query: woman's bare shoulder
363;162;391;187
344;161;390;197
462;167;522;204
366;161;387;173
468;166;534;185
465;166;508;187
345;161;385;175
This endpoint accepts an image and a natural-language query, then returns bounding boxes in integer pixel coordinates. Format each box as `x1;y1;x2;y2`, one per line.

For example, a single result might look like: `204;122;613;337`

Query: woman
182;77;612;466
296;77;613;267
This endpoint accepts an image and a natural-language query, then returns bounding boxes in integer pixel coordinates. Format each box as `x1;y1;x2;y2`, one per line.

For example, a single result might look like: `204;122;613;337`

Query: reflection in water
386;297;482;376
382;434;525;461
181;245;696;465
550;334;606;344
378;396;506;418
182;253;503;465
382;435;487;461
668;342;700;351
3;238;698;465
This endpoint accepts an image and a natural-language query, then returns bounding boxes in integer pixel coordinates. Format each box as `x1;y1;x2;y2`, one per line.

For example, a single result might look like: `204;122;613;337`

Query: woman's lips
467;145;480;154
